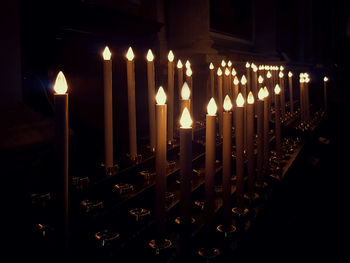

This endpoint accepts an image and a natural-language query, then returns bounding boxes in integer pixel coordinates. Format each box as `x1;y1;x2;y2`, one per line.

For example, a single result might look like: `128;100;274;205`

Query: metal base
255;181;268;189
127;154;142;163
95;229;120;247
198;247;220;260
129;208;151;222
101;163;119;176
244;192;260;201
149;239;172;255
175;217;196;225
232;207;249;218
217;224;236;238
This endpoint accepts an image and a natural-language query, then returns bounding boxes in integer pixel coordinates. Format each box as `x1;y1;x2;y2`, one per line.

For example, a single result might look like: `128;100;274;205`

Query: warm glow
223;95;233;111
231;68;237;76
299;77;305;83
186;67;192;77
185;60;191;68
324;76;329;82
280;66;284;71
180;107;192;128
279;72;284;78
241;75;247;85
265;66;270;71
181;82;190;100
236;93;245;107
305;77;310;83
146;49;154;62
247;92;254;104
288;71;293;78
177;59;183;68
225;68;230;76
258;75;264;84
217;68;222;76
126;47;134;61
168;50;174;62
258;88;265;100
227;60;232;67
274;84;281;94
263;86;269;97
103;46;111;60
53;71;68;94
207;97;217;116
234;76;239;85
221;60;226;67
252;65;258;72
246;62;250;68
156;86;166;105
209;62;214;70
267;71;272;78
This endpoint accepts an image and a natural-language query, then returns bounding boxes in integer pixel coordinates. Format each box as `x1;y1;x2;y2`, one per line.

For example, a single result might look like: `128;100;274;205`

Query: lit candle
233;76;239;112
180;82;191;119
323;76;328;113
155;86;167;238
263;87;270;175
177;59;184;119
205;98;217;221
251;64;258;99
168;50;175;143
279;71;286;116
102;47;114;168
246;62;251;92
221;60;226;68
266;71;272;121
222;95;233;226
235;93;245;214
224;68;231;100
305;74;310;122
185;67;193;99
299;74;305;123
241;75;247;151
256;88;265;187
228;61;232;98
274;84;282;164
126;47;138;160
288;71;294;114
247;91;256;198
185;60;191;69
53;71;69;244
209;63;215;98
179;107;193;226
146;49;156;152
217;68;223;137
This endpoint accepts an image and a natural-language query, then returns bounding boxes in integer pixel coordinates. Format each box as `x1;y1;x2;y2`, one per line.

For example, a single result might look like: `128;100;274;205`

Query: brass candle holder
129;208;151;222
94;229;120;247
101;163;119;177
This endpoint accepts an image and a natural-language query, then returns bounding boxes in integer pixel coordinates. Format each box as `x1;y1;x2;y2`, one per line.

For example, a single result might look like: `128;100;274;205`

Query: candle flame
299;77;305;83
324;76;328;82
279;71;284;78
247;91;254;104
103;46;111;60
186;67;192;77
274;84;281;94
267;71;272;78
207;97;217;116
234;76;239;85
305;77;310;83
280;65;284;71
146;49;154;61
168;50;174;62
252;65;258;72
217;68;222;76
181;82;190;100
265;66;270;71
53;71;68;94
156;86;166;105
180;107;192;128
236;93;245;107
231;68;237;76
126;47;134;61
221;60;226;67
258;75;264;84
263;86;269;97
223;95;233;111
225;67;230;76
245;62;250;68
241;75;247;85
227;60;232;67
177;59;183;68
209;62;214;70
258;88;265;100
288;71;293;77
185;60;191;68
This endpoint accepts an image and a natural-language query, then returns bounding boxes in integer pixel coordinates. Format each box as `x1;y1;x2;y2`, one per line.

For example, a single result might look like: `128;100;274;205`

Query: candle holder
194;200;205;211
140;170;156;182
193;168;204;177
217;224;236;238
35;223;52;238
129;208;151;222
167;139;177;147
198;248;220;261
31;192;51;207
167;160;176;170
71;176;90;192
165;191;175;207
94;229;120;247
146;145;156;153
148;239;172;255
114;183;134;195
244;192;260;202
127;153;142;164
174;217;196;225
232;207;249;218
101;163;119;177
81;200;104;214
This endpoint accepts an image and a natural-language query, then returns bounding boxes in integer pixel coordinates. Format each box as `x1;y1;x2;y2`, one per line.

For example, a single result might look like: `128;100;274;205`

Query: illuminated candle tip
288;71;293;77
263;86;269;97
267;71;272;78
103;46;111;60
227;60;232;67
209;62;214;70
324;76;328;82
217;67;222;76
185;60;191;68
234;76;239;85
168;50;174;62
223;95;233;111
177;59;183;68
236;93;245;107
274;84;281;94
126;47;134;61
241;75;247;85
146;49;154;61
180;107;192;128
258;75;264;83
225;67;230;76
279;71;284;78
247;91;254;104
221;60;226;67
245;62;250;68
156;86;166;105
181;82;190;100
231;68;237;76
54;71;68;94
186;67;192;77
258;88;265;100
207;97;217;116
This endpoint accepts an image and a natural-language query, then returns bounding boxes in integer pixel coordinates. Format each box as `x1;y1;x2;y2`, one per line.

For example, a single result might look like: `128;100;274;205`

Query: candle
266;71;272;121
186;67;193;101
146;49;156;152
185;60;191;69
205;98;217;221
221;60;226;68
323;76;328;113
256;88;265;187
235;93;245;214
167;50;175;143
228;61;232;98
246;62;251;92
217;68;223;137
274;84;282;164
180;82;191;119
177;60;184;103
233;76;239;113
247;92;255;198
224;68;230;100
53;71;69;245
209;63;215;98
155;86;167;238
305;74;310;122
126;47;138;160
263;87;270;175
102;46;114;167
241;75;247;151
180;107;193;226
251;64;258;99
279;71;286;116
288;71;294;114
222;95;233;226
299;75;305;123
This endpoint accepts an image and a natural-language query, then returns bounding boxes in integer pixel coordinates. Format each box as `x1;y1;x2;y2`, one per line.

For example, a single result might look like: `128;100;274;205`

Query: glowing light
234;76;239;85
186;67;192;77
126;47;134;61
263;86;269;97
252;65;258;72
247;92;254;104
177;59;183;68
207;97;217;116
185;60;191;68
280;65;284;71
274;84;281;94
180;107;192;128
225;68;230;76
209;62;214;70
324;76;329;82
258;88;265;100
146;49;154;61
279;72;284;78
181;82;190;100
103;46;111;60
227;60;232;67
156;86;166;105
217;68;222;76
168;50;174;62
223;95;233;111
221;60;226;67
236;93;245;107
241;75;247;85
231;68;237;76
53;71;68;94
267;71;272;78
288;71;293;77
258;75;264;84
245;62;250;68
